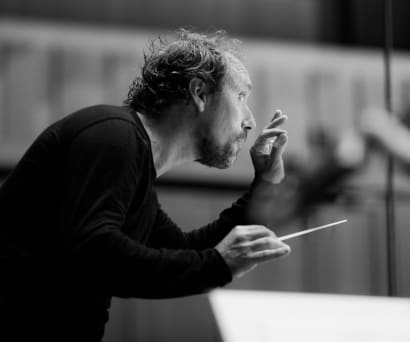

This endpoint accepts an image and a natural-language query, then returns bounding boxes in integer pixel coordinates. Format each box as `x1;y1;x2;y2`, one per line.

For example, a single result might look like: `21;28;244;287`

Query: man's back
0;105;151;341
0;105;147;258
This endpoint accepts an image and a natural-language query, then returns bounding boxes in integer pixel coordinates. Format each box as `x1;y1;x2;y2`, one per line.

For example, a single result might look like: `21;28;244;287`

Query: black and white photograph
0;1;410;341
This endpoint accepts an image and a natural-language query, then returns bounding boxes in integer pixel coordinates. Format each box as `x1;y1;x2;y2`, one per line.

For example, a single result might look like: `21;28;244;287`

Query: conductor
0;29;290;341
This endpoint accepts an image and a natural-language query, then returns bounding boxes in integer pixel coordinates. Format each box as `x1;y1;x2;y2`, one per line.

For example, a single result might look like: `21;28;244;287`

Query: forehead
224;53;252;91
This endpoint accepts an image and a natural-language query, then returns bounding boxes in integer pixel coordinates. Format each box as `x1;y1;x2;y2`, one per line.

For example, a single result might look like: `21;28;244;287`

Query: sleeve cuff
205;248;233;287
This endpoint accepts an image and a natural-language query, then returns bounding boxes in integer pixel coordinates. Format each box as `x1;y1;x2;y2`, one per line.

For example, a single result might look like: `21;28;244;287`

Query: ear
188;78;207;112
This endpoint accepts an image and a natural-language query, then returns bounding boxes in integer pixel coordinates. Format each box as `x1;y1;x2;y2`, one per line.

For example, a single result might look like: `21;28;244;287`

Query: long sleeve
55;119;231;298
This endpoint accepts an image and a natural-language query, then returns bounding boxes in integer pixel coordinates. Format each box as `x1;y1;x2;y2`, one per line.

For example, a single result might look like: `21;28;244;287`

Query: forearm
68;229;232;298
243;177;280;228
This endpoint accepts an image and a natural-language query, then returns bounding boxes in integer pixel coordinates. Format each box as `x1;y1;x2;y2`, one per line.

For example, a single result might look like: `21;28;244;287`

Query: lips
236;136;246;150
237;131;247;143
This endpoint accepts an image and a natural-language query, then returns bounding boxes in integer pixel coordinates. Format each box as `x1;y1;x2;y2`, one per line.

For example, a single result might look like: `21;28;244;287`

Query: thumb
271;133;288;156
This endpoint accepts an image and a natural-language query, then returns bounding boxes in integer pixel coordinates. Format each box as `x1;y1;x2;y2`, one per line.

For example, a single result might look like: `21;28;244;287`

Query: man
0;29;290;341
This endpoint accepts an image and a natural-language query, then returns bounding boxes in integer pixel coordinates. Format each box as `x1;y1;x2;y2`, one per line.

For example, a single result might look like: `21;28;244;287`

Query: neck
137;106;197;177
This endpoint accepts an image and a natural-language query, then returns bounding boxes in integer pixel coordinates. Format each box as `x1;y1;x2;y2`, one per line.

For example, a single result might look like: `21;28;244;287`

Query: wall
0;0;330;42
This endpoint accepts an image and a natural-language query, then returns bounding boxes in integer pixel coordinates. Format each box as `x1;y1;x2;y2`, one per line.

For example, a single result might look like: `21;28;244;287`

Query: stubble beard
195;129;247;169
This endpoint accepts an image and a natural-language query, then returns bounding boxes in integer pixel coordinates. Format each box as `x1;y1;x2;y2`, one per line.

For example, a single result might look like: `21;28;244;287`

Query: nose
242;108;256;131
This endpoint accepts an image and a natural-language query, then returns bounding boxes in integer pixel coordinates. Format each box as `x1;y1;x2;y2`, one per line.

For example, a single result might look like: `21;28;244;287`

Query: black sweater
0;105;247;341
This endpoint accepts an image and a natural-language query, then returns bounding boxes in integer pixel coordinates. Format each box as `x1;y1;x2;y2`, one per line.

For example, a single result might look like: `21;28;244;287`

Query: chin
221;155;237;169
197;153;238;169
213;159;235;169
196;136;240;169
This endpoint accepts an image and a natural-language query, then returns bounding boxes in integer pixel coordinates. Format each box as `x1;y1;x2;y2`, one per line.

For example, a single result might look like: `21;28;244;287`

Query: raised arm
245;110;289;227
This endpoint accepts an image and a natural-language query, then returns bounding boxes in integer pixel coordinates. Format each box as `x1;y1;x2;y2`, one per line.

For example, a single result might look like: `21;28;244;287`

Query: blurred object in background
1;0;410;49
359;106;410;172
0;0;339;43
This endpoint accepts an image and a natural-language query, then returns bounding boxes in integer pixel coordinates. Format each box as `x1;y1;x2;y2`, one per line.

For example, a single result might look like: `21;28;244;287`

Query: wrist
250;176;278;201
253;174;283;186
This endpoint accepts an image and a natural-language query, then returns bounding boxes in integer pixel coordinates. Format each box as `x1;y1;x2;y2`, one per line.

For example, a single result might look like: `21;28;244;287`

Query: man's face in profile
196;55;256;169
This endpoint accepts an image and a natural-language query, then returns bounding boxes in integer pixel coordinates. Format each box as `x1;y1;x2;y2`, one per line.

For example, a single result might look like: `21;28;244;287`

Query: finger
266;114;287;129
261;128;287;137
236;225;274;241
256;134;286;159
247;236;287;252
253;129;287;146
249;245;291;262
271;133;287;149
271;109;283;121
251;137;276;155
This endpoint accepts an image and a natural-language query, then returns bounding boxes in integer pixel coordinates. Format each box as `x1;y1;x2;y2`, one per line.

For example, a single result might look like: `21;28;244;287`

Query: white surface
210;290;410;342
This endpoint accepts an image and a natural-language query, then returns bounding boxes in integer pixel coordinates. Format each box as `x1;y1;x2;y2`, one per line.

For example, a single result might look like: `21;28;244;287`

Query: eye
238;92;246;102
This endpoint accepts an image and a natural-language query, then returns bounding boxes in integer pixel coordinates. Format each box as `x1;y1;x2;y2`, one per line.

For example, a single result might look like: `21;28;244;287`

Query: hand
215;225;290;279
250;110;288;184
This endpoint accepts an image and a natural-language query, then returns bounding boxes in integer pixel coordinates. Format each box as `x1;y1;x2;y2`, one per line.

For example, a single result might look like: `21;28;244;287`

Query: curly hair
124;28;242;116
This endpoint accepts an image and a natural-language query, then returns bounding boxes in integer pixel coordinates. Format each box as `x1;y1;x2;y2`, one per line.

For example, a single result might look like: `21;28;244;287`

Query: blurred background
1;0;410;341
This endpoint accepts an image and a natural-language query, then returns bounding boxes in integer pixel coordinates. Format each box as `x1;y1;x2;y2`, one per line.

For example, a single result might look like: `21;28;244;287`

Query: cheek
219;114;239;141
221;99;241;125
212;103;231;135
211;95;242;140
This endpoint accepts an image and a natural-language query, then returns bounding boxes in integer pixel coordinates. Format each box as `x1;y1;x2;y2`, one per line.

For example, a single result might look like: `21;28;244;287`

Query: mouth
235;135;246;151
237;131;247;143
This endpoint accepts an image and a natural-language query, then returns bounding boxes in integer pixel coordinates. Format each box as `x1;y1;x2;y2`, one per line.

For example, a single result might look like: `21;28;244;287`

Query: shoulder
53;105;151;153
58;105;137;132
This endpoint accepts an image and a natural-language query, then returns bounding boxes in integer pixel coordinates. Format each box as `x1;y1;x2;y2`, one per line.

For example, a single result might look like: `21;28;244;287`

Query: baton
279;219;348;241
